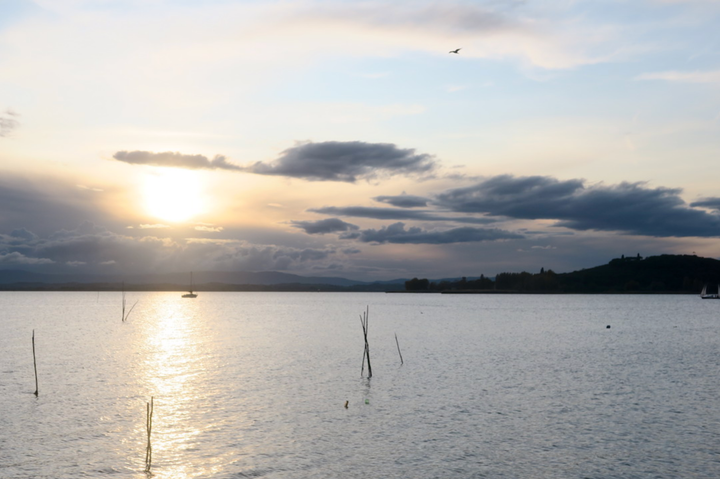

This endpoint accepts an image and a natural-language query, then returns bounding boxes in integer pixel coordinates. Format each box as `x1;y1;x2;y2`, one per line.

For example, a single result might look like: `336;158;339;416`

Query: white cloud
195;225;224;232
138;224;170;229
636;70;720;83
76;184;104;192
0;109;20;137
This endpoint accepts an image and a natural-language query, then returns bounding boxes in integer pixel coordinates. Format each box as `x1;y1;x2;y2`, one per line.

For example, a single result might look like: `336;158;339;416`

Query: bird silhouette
449;48;461;54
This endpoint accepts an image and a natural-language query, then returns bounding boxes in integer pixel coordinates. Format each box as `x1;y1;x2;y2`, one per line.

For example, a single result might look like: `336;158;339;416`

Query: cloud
0;174;117;236
445;84;469;93
195;225;224;232
309;206;495;225
0;252;54;265
636;70;720;83
0;221;341;274
113;151;242;170
290;218;359;235
435;175;720;237
347;222;523;244
690;197;720;211
0;109;20;137
76;184;104;192
113;141;437;183
139;224;170;229
652;0;720;6
244;141;437;182
8;228;38;242
292;2;609;69
373;194;430;208
183;239;336;271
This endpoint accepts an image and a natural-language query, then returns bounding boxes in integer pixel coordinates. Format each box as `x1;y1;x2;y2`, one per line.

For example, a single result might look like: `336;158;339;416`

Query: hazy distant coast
1;254;718;294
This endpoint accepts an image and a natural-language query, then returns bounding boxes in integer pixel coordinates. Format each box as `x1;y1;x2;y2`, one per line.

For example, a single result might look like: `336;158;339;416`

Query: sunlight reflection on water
134;296;233;478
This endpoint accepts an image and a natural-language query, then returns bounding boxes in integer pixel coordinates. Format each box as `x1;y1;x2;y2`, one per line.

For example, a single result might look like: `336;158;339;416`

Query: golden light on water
143;169;205;223
138;296;228;478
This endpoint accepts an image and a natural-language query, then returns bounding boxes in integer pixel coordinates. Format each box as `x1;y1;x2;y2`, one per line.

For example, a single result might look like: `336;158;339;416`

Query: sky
1;0;720;281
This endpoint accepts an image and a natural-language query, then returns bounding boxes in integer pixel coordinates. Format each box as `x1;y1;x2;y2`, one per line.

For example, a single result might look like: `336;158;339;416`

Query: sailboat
182;272;198;298
700;283;720;299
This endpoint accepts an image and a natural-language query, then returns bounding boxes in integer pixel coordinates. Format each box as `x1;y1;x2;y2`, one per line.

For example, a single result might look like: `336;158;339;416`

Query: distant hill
557;254;720;293
0;270;487;290
409;254;720;294
0;269;378;290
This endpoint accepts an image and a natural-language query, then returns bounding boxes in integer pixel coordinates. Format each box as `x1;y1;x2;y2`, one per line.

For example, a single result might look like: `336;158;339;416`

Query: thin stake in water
395;333;404;366
145;396;154;473
32;329;38;396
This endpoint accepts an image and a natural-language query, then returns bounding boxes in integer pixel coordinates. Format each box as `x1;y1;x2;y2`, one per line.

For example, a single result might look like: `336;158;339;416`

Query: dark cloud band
435;175;720;238
243;141;436;182
373;194;430;208
290;218;359;235
344;222;523;244
690;197;720;212
309;206;495;225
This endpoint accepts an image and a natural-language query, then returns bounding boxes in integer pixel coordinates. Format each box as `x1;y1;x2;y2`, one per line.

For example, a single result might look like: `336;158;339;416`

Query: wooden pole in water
395;333;404;366
32;329;38;396
359;306;372;378
360;314;366;376
121;282;138;322
144;396;154;473
122;282;126;322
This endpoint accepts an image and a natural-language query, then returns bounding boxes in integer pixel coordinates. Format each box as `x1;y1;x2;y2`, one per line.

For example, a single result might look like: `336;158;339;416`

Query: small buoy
365;399;369;404
606;325;611;329
344;400;349;408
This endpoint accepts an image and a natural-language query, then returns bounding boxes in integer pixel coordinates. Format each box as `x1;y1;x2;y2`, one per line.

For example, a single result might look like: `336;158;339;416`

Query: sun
143;169;205;222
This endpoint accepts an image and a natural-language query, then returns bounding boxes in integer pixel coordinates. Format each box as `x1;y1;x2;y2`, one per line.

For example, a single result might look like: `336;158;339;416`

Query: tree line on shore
405;254;720;293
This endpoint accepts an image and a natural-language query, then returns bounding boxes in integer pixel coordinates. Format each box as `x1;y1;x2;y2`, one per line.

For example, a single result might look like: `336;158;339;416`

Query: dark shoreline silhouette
0;254;717;294
403;254;720;294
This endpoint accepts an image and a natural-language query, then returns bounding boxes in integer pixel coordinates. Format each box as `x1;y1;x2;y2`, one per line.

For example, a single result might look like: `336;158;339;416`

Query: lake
1;292;719;478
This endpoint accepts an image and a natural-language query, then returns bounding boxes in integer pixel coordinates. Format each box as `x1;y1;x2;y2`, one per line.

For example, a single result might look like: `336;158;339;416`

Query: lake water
1;292;719;478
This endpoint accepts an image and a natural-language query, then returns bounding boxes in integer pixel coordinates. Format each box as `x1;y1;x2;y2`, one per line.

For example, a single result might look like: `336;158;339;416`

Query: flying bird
449;48;461;54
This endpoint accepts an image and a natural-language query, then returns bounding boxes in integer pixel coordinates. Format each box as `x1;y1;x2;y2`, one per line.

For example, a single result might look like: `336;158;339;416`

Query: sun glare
143;169;205;223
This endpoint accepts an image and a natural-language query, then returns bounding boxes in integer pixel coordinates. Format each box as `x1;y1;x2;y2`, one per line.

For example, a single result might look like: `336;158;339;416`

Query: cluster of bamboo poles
360;307;372;378
359;306;404;380
121;282;138;322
